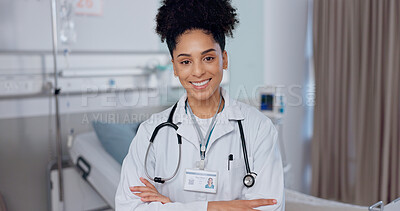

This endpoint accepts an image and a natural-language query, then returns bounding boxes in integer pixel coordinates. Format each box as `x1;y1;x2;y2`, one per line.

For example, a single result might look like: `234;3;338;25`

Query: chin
187;86;219;102
188;91;209;101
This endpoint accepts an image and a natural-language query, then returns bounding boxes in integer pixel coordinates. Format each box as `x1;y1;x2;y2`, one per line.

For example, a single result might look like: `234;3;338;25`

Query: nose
192;62;205;77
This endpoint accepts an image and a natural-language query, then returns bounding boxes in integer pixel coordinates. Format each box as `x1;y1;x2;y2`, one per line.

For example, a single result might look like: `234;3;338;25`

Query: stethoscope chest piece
243;173;257;188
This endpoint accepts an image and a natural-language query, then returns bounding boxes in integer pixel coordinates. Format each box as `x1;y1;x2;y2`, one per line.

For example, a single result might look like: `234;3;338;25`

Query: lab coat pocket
228;158;246;199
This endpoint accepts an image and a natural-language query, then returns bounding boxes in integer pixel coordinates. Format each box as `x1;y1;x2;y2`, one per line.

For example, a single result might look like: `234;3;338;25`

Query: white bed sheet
69;132;121;209
285;189;368;211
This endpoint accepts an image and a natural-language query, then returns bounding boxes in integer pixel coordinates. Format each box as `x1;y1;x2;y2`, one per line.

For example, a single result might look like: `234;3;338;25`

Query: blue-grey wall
228;0;265;100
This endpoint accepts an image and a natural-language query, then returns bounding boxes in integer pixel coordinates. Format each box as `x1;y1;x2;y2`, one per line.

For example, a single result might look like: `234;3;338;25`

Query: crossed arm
130;177;277;211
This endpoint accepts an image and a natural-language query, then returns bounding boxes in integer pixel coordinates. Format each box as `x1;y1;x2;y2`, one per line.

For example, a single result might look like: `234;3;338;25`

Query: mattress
69;132;121;209
285;189;368;211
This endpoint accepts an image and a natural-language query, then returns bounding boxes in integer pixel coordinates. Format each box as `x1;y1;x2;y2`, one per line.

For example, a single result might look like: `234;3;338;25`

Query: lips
190;78;211;89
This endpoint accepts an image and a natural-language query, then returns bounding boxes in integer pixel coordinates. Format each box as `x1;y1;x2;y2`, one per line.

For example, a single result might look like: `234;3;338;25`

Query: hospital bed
68;131;399;211
285;189;366;211
69;132;121;209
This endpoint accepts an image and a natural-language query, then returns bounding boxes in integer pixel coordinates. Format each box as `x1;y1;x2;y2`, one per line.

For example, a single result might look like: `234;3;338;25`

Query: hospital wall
0;0;311;210
263;0;312;193
230;0;312;194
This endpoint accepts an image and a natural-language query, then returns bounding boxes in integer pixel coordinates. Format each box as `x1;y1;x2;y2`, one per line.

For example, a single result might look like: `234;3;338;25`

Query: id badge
184;169;218;193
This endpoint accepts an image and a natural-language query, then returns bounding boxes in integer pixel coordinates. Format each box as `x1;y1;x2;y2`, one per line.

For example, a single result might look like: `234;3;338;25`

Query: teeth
192;79;210;86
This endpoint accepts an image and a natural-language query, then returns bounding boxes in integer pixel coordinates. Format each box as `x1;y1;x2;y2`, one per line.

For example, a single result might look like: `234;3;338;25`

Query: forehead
174;29;221;55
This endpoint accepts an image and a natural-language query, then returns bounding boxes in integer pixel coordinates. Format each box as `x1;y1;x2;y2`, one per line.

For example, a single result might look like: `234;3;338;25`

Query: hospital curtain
311;0;400;206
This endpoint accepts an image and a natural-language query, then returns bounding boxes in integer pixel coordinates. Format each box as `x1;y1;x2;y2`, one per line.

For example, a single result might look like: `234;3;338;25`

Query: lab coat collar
173;88;245;151
172;87;245;124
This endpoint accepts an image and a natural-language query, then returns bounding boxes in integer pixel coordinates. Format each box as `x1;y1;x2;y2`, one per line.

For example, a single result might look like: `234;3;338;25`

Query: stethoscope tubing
144;141;181;183
144;104;182;184
238;120;251;174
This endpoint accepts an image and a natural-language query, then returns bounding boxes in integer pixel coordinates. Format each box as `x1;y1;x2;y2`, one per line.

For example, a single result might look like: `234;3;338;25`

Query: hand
208;199;277;211
129;177;172;204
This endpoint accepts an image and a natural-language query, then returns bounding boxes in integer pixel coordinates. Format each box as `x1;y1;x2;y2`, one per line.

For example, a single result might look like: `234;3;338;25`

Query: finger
247;199;277;207
129;186;157;193
133;192;158;198
141;195;169;203
141;195;163;203
140;177;156;190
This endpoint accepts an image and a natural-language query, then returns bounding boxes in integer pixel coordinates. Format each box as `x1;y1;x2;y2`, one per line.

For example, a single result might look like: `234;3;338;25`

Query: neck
187;88;224;119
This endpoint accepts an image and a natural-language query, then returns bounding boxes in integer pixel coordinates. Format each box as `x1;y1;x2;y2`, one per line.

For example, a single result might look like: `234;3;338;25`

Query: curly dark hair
155;0;239;57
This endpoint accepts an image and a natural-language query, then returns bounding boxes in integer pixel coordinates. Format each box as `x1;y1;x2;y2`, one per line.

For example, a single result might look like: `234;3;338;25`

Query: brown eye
180;60;190;65
204;57;215;62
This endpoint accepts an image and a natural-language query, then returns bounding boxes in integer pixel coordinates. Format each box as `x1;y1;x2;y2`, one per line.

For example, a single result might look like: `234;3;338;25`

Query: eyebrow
201;48;216;55
176;48;216;58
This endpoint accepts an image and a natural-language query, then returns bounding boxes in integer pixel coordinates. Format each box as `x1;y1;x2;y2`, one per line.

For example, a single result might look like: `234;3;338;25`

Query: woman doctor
115;0;284;210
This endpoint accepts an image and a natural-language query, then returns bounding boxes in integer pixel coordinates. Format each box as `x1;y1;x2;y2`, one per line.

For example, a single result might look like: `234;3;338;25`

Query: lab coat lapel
206;117;235;149
176;123;200;151
206;89;245;151
173;93;201;150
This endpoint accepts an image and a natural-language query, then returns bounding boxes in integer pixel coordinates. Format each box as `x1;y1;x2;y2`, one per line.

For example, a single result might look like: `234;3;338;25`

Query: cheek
206;63;223;74
210;66;224;78
175;68;191;82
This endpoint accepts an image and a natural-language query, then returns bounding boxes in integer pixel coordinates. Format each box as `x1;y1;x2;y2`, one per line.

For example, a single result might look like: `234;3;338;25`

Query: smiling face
171;29;228;106
208;178;213;185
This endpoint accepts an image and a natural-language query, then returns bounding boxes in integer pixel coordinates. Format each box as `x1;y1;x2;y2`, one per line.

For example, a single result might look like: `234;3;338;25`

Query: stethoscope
144;101;257;188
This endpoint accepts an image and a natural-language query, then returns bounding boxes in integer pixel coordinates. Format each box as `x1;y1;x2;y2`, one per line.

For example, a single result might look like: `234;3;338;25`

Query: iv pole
50;0;64;208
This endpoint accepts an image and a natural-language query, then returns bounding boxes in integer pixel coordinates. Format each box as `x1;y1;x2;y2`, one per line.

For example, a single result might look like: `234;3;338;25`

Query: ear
222;50;228;70
171;58;178;77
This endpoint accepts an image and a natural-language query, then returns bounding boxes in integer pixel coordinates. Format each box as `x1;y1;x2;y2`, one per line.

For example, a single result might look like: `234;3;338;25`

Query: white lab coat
115;89;285;210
